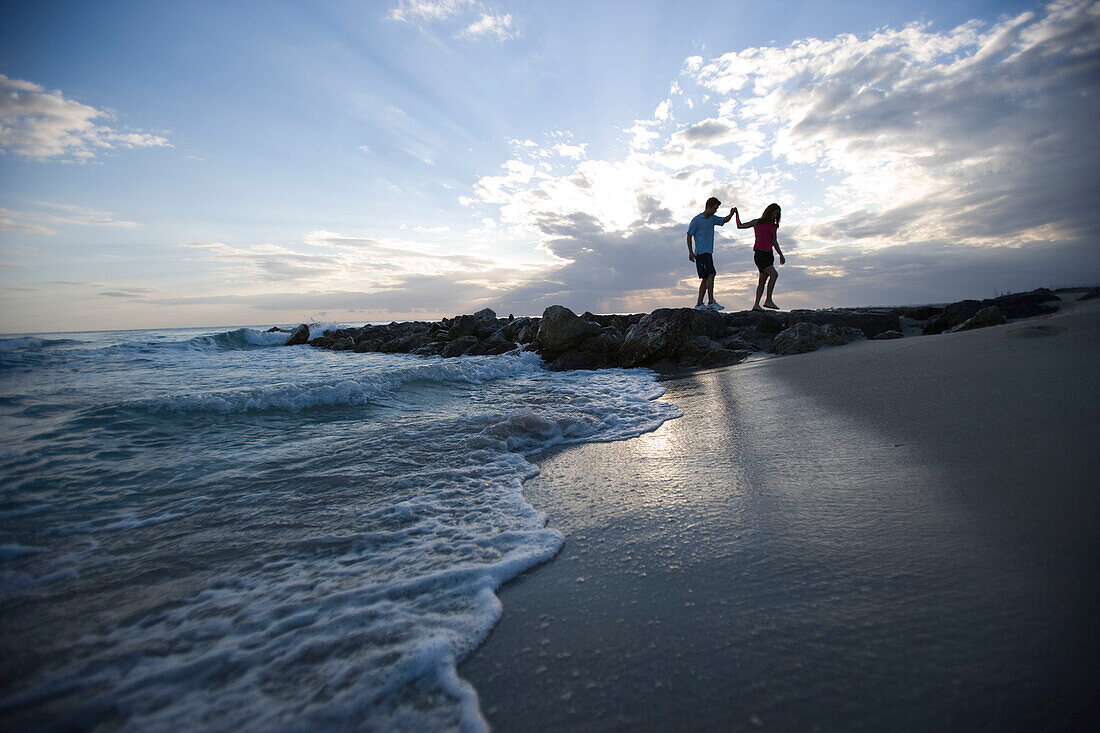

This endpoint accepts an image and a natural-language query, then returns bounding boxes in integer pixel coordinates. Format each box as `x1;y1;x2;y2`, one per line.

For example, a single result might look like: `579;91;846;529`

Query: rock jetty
282;288;1062;373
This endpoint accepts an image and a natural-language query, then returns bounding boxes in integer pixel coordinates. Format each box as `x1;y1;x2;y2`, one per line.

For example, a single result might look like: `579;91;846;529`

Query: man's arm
722;207;735;224
686;233;696;261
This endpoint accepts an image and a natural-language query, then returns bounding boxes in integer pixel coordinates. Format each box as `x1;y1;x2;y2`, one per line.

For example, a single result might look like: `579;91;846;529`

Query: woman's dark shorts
695;252;716;278
754;250;775;272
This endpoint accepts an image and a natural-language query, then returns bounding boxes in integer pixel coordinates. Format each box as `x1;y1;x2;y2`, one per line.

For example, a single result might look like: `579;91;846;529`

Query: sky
2;0;1099;333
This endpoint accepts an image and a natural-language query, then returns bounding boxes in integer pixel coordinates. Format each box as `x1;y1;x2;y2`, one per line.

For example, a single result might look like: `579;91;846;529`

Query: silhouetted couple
686;197;785;311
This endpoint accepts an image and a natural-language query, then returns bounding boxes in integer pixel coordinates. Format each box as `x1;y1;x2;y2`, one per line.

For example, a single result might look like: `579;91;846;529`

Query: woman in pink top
735;203;786;311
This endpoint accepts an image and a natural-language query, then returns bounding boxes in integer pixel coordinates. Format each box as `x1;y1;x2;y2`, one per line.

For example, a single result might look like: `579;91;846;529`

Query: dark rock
500;316;537;344
474;320;506;341
303;286;1069;371
589;327;626;353
1081;287;1100;301
448;314;478;340
700;349;752;368
755;313;786;335
463;341;492;356
481;330;519;355
785;308;900;338
267;325;291;333
774;322;865;355
618;308;726;368
542;326;625;370
483;340;519;356
382;332;433;353
924;300;982;334
411;341;448;356
546;350;606;371
925;289;1058;334
329;337;356;351
533;306;602;356
720;335;757;351
947;305;1005;332
722;311;766;329
442;336;478;357
284;324;310;346
987;288;1058;318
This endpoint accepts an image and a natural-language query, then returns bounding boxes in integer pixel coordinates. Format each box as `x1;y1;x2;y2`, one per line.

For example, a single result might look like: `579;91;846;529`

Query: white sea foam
0;327;680;731
307;321;352;340
126;351;546;414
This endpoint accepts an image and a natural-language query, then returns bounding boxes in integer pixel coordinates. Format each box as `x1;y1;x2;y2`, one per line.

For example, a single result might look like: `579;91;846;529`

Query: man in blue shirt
686;196;735;310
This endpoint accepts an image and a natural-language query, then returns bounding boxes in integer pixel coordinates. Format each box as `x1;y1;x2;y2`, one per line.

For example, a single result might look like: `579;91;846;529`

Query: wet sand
460;300;1100;731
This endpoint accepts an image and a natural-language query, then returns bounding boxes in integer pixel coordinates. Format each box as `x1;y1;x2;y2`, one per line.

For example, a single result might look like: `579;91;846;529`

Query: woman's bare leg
763;267;779;308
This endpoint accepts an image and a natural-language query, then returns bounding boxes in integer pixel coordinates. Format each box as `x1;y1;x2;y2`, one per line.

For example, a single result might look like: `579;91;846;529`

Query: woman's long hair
761;203;781;225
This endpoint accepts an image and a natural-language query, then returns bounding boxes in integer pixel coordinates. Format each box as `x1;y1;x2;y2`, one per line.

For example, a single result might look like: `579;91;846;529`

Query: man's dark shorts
695;252;716;278
754;250;775;272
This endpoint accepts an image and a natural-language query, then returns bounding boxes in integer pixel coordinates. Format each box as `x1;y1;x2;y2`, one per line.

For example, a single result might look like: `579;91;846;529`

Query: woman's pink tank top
753;221;777;251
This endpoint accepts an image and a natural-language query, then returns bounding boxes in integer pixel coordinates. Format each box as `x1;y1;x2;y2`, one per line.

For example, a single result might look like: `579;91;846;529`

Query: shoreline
460;298;1100;730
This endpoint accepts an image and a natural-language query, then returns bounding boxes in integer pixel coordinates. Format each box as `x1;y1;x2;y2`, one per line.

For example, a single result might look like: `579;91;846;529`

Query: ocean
0;324;680;731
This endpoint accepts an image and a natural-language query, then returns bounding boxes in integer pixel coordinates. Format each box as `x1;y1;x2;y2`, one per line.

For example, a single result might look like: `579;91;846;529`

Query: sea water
0;325;680;731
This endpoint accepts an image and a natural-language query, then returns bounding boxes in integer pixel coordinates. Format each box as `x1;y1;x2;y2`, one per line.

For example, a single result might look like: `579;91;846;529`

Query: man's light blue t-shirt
687;213;725;255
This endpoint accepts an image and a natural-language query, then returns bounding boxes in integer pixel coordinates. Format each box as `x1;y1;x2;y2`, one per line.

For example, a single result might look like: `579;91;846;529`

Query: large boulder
442;335;478;357
774;322;865;355
987;288;1058;318
500;316;539;344
411;341;448;356
533;306;602;356
924;289;1058;334
473;307;497;320
618;307;727;368
284;324;310;346
448;314;478;340
480;330;519;355
329;337;356;351
378;322;434;353
785;309;900;338
947;305;1005;333
923;300;981;334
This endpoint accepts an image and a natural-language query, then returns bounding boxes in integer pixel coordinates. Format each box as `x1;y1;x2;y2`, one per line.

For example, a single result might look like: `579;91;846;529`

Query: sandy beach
461;298;1100;730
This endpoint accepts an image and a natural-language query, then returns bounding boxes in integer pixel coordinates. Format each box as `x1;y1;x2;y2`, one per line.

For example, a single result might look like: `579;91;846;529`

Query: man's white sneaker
708;302;725;311
694;303;710;310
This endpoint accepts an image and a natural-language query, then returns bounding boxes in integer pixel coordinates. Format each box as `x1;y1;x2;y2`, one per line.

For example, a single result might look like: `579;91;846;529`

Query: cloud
151;268;533;318
0;203;140;234
0;208;55;235
460;0;1100;311
0;74;171;161
177;230;527;301
388;0;475;22
97;287;158;299
459;12;516;41
389;0;518;41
